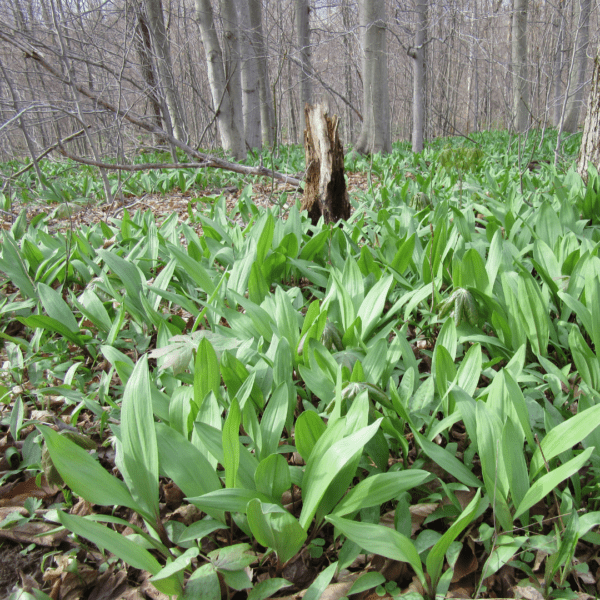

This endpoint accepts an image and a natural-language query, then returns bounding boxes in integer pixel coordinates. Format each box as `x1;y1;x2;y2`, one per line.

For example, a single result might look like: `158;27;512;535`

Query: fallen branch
0;27;302;188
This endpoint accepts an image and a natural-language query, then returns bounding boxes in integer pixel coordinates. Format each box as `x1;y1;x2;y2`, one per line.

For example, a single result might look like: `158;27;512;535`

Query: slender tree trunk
553;4;565;127
236;0;261;149
563;0;591;133
195;0;245;159
355;0;391;155
511;0;529;132
410;0;427;152
144;0;187;142
296;0;311;129
248;0;274;145
577;48;600;182
219;0;244;143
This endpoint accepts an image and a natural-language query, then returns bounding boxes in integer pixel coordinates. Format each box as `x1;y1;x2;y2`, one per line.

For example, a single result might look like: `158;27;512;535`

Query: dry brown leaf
514;584;545;600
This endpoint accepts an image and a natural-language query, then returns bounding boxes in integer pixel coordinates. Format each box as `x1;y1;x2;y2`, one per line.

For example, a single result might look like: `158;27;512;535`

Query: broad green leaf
151;548;199;584
303;561;339;600
255;453;291;502
247;499;306;564
260;383;289;461
57;512;164;576
188;488;271;514
184;563;219;600
223;398;241;489
155;423;223;521
502;420;529;515
247;578;292;600
294;411;326;462
120;356;159;521
530;402;600;477
299;419;382;530
0;235;36;298
38;425;138;512
357;275;393;340
481;536;526;580
326;515;423;581
21;315;87;347
194;422;258;490
38;283;79;333
412;431;482;489
331;470;432;517
515;447;594;519
194;337;220;409
456;343;482;396
426;491;482;588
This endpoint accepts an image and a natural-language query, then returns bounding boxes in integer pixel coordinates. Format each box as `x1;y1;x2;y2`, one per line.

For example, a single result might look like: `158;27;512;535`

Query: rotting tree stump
300;103;351;226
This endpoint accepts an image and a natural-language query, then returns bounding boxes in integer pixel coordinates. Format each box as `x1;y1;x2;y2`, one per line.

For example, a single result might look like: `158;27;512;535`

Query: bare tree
296;0;312;129
195;0;245;159
577;47;600;182
355;0;391;154
410;0;428;152
511;0;530;132
144;0;187;142
563;0;592;133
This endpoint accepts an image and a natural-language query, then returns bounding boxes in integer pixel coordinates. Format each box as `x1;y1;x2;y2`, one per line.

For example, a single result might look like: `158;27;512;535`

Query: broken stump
301;103;351;226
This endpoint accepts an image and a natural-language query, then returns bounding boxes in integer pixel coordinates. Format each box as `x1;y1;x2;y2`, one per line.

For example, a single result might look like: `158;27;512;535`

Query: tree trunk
411;0;427;152
301;103;351;226
355;0;391;155
511;0;529;132
195;0;246;159
144;0;187;142
236;0;261;150
248;0;274;146
296;0;311;129
577;49;600;182
219;0;244;145
552;3;565;127
563;0;591;133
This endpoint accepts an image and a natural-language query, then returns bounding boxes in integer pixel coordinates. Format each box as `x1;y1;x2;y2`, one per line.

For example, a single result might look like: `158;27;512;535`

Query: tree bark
144;0;187;142
236;0;261;150
301;103;351;225
195;0;246;159
355;0;391;155
219;0;244;145
248;0;274;145
411;0;427;152
296;0;311;130
577;49;600;183
563;0;591;133
511;0;529;132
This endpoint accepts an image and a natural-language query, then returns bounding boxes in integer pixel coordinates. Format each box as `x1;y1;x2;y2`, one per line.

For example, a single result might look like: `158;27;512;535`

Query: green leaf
412;431;482;489
326;516;424;581
294;411;326;462
184;564;219;600
57;512;165;577
530;402;600;477
481;536;526;580
21;315;87;347
303;561;339;600
155;423;223;522
299;419;382;530
38;425;138;512
331;470;432;517
515;447;594;519
223;398;241;489
247;499;307;564
255;453;291;503
37;283;79;333
357;275;393;340
260;383;289;461
187;488;271;514
194;337;220;409
425;491;482;588
247;578;292;600
120;357;159;521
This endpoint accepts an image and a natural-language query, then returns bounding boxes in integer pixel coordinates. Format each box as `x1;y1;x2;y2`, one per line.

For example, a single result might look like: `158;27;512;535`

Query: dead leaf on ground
43;554;97;600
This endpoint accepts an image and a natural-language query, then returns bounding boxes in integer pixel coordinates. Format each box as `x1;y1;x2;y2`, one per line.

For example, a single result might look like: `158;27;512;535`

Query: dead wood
301;103;351;225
